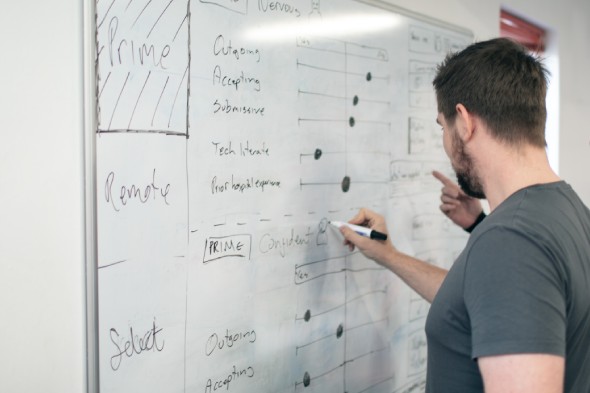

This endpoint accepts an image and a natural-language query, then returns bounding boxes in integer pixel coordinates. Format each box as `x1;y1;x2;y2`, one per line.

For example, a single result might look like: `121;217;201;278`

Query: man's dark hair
433;37;549;147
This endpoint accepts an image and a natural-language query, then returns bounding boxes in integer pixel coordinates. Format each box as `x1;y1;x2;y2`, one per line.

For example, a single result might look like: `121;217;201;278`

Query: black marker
330;221;388;241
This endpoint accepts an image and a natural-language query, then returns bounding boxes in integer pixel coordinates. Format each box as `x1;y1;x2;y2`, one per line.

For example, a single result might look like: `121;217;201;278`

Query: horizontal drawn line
190;229;199;233
300;150;391;160
298;89;346;101
348;316;388;333
295;318;387;353
360;97;392;106
298;118;391;127
295;288;387;321
296;253;355;269
295;332;333;354
354;345;390;363
295;363;342;388
298;117;345;124
97;129;188;137
299;179;390;187
358;374;395;393
297;90;391;106
213;223;226;227
98;260;127;269
298;45;390;63
295;267;386;285
295;347;391;387
297;61;389;81
203;254;247;264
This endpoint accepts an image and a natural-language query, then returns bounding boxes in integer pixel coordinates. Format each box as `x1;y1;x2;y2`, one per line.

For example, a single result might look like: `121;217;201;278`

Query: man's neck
478;142;560;211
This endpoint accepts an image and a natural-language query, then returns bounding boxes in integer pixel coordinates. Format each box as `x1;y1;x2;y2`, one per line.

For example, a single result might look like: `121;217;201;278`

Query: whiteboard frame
355;0;473;37
82;1;472;392
83;0;99;392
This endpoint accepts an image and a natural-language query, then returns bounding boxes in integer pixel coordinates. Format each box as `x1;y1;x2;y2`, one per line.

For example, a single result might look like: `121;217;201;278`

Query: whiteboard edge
354;0;474;38
83;0;99;392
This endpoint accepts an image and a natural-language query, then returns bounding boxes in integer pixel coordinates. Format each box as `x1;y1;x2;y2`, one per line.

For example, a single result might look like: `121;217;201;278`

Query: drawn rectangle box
96;0;190;136
203;234;252;263
408;117;443;155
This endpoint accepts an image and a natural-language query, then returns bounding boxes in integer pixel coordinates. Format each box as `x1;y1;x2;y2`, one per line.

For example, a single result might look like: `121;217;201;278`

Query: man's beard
452;133;486;199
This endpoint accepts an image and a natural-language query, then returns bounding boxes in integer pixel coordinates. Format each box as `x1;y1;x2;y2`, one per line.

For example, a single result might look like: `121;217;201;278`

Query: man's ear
455;103;475;142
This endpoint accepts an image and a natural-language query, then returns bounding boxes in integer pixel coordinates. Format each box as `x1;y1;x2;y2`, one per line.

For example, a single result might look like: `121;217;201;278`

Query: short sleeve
464;226;566;360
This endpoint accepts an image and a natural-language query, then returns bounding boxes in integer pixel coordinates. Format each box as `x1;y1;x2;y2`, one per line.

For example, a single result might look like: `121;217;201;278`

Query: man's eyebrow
436;118;441;125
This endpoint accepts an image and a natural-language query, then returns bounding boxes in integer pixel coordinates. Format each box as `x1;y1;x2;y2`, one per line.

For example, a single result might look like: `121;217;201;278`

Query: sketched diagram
96;0;190;136
296;36;392;194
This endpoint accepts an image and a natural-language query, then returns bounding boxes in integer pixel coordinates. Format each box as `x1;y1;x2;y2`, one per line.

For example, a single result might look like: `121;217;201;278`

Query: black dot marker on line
314;148;322;160
304;309;311;322
353;95;359;106
349;117;355;127
303;372;311;387
366;72;372;81
341;176;351;192
336;323;344;338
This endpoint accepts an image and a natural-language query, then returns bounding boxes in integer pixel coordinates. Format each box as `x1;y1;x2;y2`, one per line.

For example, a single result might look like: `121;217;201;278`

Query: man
340;38;590;392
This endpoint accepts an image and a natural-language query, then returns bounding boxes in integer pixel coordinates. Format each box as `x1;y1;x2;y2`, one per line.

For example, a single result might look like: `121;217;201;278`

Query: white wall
0;1;588;392
0;1;86;392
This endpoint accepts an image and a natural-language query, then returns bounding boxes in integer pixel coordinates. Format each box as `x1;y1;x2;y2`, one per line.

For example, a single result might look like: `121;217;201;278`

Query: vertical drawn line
186;1;191;138
97;0;116;29
344;42;349;176
132;0;153;28
168;66;189;128
98;71;112;99
151;76;169;126
108;72;131;130
185;139;190;248
173;14;188;42
344;253;348;392
183;255;189;393
128;71;152;129
147;0;175;38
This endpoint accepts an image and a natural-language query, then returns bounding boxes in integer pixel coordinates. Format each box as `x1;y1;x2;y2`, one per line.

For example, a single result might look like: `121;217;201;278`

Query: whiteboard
91;0;472;392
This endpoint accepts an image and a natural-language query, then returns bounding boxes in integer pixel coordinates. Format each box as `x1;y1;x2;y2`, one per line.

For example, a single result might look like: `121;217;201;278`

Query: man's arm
339;208;447;303
479;353;564;393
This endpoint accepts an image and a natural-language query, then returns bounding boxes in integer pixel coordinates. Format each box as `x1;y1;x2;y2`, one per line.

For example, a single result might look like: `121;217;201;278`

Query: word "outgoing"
206;328;257;356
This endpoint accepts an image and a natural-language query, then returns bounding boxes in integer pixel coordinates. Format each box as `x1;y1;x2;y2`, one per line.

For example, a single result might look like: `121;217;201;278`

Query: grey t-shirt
425;181;590;392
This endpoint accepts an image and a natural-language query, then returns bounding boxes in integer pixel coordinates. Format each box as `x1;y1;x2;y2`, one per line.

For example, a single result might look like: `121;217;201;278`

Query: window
500;9;546;53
